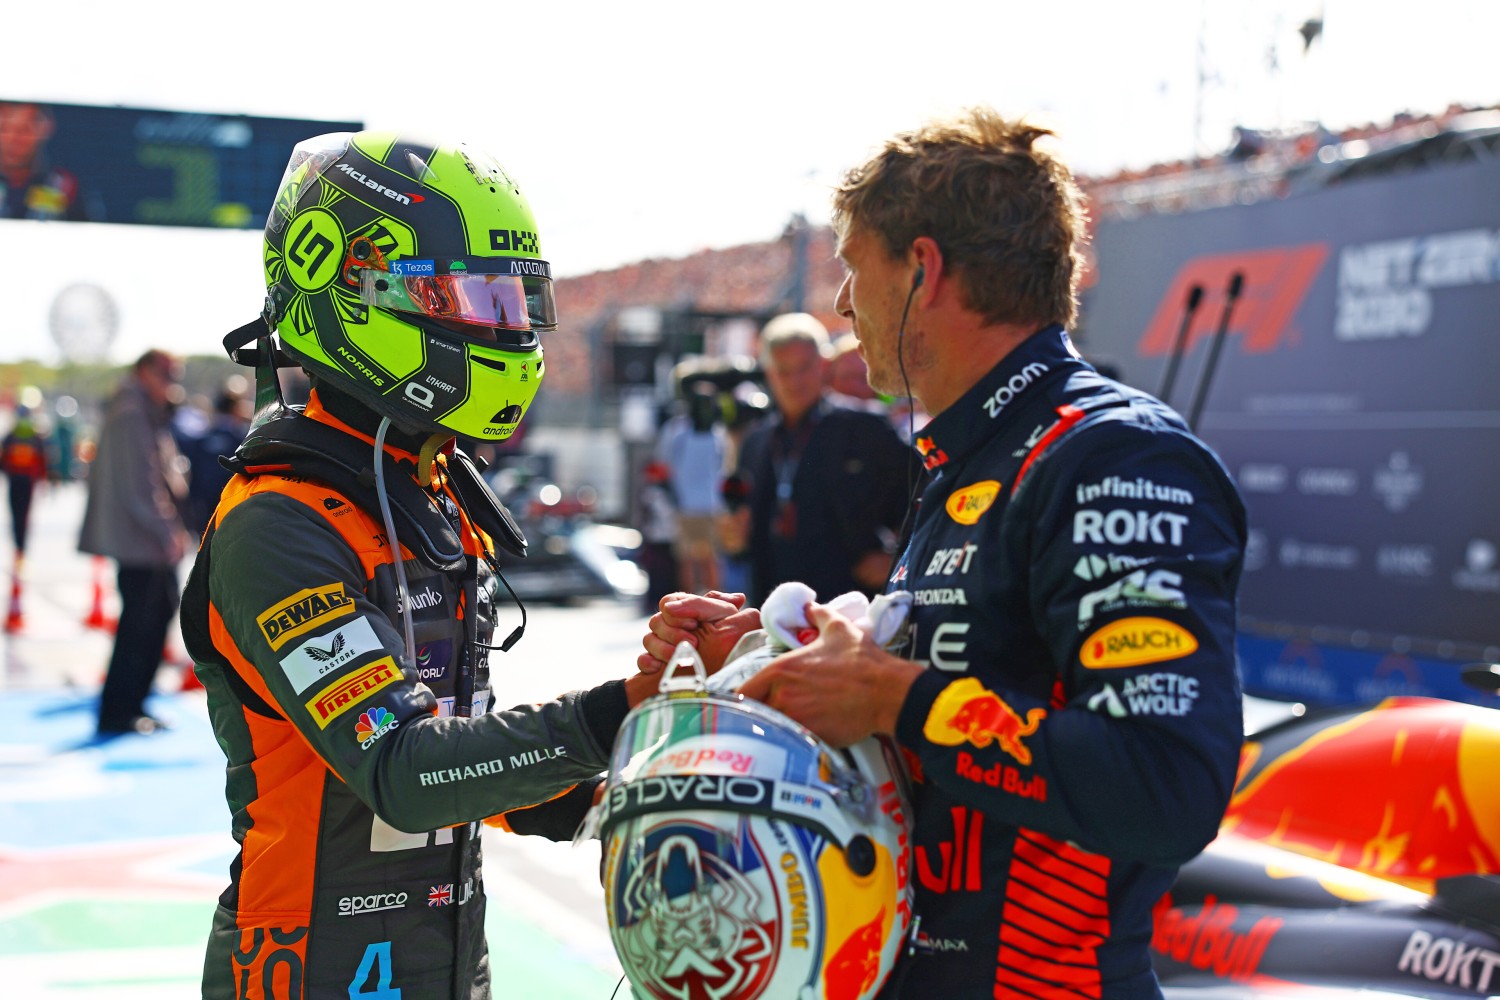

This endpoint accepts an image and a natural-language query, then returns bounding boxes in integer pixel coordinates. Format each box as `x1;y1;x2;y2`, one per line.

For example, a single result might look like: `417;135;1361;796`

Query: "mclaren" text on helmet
334;163;412;206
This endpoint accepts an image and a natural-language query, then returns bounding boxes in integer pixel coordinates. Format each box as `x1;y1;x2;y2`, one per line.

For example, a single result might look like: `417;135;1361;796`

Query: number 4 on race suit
349;941;402;999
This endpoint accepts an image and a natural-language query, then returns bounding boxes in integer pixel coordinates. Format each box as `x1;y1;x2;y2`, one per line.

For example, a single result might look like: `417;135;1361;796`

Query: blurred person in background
655;379;726;594
720;311;915;605
635;458;679;611
644;108;1247;999
0;101;96;221
830;329;935;439
80;349;191;736
178;378;252;536
826;330;884;409
48;394;79;482
713;378;770;595
1;401;50;557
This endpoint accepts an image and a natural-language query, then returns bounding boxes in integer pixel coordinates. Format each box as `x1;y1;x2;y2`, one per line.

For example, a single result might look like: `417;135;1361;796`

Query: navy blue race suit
883;326;1247;998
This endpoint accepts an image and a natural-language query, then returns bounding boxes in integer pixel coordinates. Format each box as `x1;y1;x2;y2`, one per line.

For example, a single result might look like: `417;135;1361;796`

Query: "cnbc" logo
356;706;400;749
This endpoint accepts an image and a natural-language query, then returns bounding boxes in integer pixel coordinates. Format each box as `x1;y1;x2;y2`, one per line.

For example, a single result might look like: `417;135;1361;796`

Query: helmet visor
359;263;557;333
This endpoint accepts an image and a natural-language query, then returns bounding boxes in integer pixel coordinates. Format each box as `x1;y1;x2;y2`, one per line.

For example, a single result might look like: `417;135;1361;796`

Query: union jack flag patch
429;883;454;907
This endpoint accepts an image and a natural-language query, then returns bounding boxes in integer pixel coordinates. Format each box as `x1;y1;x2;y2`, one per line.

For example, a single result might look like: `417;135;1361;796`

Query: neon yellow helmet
262;130;553;441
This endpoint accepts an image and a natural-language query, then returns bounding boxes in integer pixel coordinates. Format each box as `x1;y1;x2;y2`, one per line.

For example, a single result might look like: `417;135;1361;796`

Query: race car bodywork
1155;696;1500;998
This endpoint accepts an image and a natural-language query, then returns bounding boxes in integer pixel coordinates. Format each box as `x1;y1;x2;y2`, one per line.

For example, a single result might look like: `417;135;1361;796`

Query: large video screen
0;99;361;228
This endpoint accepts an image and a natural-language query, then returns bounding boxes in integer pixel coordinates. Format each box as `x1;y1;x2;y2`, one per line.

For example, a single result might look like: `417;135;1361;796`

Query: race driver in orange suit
640;109;1247;998
180;131;753;999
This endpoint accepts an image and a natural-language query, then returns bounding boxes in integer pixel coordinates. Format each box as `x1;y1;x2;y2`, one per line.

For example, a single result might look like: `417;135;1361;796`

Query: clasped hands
634;589;920;747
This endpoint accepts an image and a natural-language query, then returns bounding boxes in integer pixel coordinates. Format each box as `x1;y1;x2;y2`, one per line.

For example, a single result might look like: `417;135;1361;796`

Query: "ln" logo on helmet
285;208;344;293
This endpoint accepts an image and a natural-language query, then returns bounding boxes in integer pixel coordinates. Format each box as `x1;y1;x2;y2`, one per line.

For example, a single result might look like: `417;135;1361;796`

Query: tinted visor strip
595;775;858;847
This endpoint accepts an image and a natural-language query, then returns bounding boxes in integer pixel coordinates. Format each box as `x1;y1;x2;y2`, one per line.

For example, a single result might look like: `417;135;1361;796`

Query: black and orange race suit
884;326;1247;999
181;393;628;1000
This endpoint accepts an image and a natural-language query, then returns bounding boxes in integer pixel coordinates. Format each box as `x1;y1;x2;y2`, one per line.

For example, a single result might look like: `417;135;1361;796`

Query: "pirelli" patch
305;657;401;729
258;583;355;651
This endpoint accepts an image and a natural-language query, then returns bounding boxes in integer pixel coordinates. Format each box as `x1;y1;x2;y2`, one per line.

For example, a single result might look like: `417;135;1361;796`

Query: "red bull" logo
916;435;950;471
923;678;1046;766
1151;893;1282;982
823;911;886;1000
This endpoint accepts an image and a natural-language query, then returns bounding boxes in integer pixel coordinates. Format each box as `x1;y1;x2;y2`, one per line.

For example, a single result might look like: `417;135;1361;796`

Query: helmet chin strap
251;333;289;422
222;295;294;430
415;434;448;488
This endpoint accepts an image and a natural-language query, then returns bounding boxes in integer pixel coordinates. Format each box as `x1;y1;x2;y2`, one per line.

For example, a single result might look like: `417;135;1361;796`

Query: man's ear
910;236;943;304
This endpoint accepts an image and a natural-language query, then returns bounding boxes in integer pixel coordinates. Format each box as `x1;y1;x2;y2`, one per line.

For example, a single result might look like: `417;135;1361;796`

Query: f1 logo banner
1137;245;1329;357
1082;156;1500;679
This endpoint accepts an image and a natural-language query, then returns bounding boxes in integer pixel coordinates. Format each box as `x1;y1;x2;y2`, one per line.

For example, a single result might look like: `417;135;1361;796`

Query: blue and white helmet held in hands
586;582;916;1000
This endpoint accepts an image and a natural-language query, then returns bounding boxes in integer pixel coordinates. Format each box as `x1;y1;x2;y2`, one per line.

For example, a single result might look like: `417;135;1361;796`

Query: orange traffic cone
83;556;117;632
161;640;202;691
4;571;22;633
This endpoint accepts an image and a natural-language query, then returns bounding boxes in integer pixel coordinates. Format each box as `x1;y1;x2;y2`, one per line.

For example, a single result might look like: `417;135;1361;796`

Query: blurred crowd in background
1;98;1492;716
0;369;251;507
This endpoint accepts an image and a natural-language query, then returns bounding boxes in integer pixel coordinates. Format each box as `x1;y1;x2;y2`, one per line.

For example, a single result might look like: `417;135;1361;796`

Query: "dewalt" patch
305;657;401;729
258;583;355;651
1080;616;1198;669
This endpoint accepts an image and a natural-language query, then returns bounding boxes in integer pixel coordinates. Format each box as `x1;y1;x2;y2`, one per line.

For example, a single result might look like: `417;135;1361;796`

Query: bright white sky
2;0;1495;365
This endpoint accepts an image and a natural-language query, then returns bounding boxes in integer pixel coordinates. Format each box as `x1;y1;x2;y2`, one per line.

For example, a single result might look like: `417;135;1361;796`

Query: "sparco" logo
339;891;408;915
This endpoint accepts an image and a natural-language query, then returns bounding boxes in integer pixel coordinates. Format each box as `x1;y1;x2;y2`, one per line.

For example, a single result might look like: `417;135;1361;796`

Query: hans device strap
445;448;527;559
225;413;469;571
